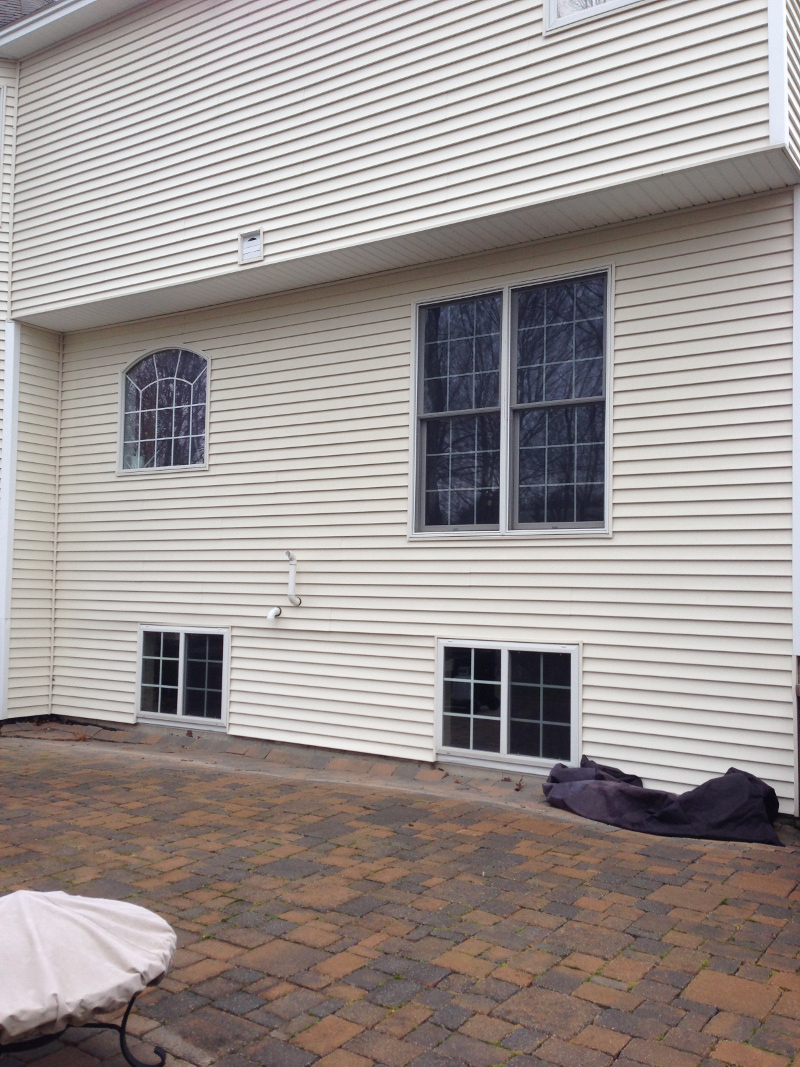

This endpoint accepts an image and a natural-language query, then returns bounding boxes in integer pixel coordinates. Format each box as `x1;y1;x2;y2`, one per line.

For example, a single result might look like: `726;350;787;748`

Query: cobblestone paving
1;739;799;1067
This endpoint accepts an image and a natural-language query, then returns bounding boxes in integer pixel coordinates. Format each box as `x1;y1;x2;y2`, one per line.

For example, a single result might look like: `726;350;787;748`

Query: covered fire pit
0;890;176;1067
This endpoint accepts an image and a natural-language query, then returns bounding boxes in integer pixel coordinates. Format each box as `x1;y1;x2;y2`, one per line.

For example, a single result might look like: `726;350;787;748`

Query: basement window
138;628;228;726
437;640;579;769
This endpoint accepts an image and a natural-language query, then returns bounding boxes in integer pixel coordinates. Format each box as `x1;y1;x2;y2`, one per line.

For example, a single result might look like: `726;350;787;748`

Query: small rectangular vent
239;229;263;263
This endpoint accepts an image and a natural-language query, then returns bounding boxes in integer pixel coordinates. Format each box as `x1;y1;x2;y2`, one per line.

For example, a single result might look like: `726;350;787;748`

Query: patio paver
0;735;798;1067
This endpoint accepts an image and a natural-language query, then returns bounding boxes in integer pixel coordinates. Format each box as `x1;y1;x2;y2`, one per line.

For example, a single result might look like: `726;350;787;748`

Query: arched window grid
121;348;208;471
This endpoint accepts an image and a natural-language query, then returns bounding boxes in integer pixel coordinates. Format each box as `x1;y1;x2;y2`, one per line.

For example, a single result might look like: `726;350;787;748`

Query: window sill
410;527;611;540
137;712;227;732
116;463;210;478
438;749;577;772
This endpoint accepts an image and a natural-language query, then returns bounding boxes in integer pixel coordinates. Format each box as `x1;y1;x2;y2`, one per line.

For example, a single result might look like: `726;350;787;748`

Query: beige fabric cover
0;890;176;1042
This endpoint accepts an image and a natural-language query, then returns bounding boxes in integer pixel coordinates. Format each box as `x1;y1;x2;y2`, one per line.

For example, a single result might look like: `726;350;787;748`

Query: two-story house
0;0;797;813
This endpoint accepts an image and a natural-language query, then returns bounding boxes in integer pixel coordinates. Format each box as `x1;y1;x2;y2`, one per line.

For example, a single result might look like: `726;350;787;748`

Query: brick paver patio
1;736;799;1067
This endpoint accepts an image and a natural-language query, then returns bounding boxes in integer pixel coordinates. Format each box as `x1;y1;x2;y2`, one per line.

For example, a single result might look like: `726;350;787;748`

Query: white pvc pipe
267;606;281;621
285;550;301;606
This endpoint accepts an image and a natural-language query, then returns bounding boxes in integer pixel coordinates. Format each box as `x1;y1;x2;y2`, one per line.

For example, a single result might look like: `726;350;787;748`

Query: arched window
122;349;207;469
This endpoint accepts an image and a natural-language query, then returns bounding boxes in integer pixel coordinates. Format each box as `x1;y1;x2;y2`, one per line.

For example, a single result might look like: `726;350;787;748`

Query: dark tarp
543;757;782;846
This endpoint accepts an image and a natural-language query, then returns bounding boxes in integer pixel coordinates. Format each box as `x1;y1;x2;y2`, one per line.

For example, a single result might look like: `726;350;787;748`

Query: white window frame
436;638;581;772
136;625;230;731
545;0;650;32
410;266;613;539
117;346;211;477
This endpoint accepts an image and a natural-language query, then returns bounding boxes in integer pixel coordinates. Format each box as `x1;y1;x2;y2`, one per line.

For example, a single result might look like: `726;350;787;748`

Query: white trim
792;186;800;815
116;345;210;476
48;331;64;716
769;0;788;146
0;0;147;59
435;638;581;771
0;320;21;719
136;624;230;730
544;0;651;34
410;265;613;538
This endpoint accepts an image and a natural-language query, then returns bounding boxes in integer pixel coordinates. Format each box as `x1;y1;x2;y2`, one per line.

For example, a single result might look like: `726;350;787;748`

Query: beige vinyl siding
788;0;800;165
51;192;794;805
7;323;59;715
9;0;770;319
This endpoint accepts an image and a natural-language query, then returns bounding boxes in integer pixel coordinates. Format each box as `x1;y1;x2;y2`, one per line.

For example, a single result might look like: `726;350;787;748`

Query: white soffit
0;0;146;59
15;147;800;333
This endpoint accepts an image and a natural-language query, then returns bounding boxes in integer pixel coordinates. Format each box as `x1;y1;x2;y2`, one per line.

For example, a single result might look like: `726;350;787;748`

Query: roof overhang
13;146;800;334
0;0;146;59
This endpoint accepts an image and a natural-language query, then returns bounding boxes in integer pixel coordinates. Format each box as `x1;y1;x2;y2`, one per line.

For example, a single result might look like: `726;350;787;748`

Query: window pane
543;652;571;687
473;718;500;752
510;719;541;757
183;632;224;719
443;679;470;714
159;686;179;714
140;685;159;713
510;684;539;720
543;687;572;723
474;683;501;716
424;413;500;527
511;651;540;685
422;294;501;414
441;646;502;752
444;646;472;679
473;648;500;682
542;724;571;760
443;715;470;748
508;649;572;760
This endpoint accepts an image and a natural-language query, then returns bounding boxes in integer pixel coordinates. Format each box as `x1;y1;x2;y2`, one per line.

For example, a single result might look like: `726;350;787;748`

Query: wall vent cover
239;229;263;263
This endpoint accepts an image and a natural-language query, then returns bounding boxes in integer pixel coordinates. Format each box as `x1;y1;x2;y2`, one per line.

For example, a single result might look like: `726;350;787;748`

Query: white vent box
239;229;263;263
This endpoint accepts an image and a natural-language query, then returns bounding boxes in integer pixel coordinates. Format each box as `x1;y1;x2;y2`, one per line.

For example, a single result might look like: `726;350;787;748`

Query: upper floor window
122;349;207;470
546;0;646;30
415;272;608;534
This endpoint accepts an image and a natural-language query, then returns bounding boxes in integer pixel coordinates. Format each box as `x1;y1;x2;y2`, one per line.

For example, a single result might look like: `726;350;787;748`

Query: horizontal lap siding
10;0;769;317
52;193;795;804
8;325;59;714
788;0;800;166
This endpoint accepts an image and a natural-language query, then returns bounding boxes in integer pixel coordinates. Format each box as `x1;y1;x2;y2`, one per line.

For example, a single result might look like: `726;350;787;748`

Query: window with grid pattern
417;274;607;532
140;630;225;721
123;349;207;470
440;642;577;764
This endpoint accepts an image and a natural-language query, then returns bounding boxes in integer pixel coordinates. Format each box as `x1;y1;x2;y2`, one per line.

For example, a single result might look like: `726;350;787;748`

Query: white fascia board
0;0;146;59
0;320;20;719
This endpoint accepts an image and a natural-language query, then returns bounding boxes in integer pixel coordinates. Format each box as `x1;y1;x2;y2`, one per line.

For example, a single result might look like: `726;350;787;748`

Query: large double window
416;272;608;534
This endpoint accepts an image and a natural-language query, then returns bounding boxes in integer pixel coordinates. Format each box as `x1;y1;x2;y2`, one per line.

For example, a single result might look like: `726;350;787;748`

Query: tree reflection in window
123;349;207;469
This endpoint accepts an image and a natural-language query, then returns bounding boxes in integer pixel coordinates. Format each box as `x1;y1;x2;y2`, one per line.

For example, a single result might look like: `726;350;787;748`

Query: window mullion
499;288;512;533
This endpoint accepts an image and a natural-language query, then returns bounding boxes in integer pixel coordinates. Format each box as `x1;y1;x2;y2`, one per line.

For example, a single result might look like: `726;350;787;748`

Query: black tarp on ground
543;756;782;846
